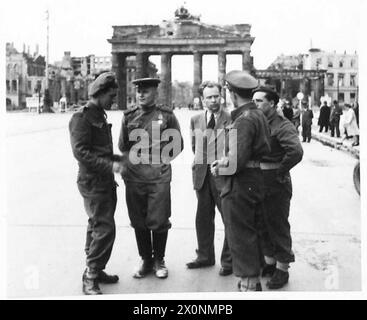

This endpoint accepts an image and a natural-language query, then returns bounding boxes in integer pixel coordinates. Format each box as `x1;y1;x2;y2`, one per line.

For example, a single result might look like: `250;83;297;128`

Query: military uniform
118;100;183;271
259;111;303;265
219;103;270;279
69;102;118;272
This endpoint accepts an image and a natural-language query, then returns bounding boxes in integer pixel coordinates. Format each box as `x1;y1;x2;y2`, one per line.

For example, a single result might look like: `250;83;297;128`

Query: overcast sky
1;0;365;82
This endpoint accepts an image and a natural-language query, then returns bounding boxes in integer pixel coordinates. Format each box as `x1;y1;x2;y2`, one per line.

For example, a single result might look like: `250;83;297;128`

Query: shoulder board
80;105;89;113
157;105;173;114
123;106;139;116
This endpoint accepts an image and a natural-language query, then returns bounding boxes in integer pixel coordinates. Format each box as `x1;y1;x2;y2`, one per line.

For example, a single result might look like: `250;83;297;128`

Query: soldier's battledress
220;102;271;278
260;111;303;264
69;102;119;272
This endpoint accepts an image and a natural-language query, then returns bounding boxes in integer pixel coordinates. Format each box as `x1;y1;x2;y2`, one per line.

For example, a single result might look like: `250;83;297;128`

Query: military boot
261;264;276;277
98;271;119;284
133;258;154;278
266;269;289;289
237;277;262;292
133;229;153;278
82;269;102;295
153;258;168;279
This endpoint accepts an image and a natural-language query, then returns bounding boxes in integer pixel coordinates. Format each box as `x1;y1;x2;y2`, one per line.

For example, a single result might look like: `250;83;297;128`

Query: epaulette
123;105;139;116
76;105;90;114
157;104;173;114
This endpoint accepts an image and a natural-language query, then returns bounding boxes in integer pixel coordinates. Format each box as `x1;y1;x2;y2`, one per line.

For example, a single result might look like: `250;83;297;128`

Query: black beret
88;71;117;96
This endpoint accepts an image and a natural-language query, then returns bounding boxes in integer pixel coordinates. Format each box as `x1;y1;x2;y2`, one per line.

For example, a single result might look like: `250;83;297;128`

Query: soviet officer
69;72;125;295
252;86;303;289
211;71;271;292
118;77;183;279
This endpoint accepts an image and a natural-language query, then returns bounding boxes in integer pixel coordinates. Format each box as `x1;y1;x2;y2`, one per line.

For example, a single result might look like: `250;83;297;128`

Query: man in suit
186;81;232;276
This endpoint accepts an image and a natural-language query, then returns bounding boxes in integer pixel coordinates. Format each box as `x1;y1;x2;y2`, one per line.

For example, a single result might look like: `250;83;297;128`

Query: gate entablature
108;6;255;109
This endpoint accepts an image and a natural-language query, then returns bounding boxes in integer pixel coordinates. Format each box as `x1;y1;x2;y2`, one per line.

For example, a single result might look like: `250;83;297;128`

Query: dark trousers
221;169;264;278
319;124;329;133
81;187;117;271
302;124;312;141
260;171;295;263
195;169;231;268
125;182;171;232
125;182;171;260
330;119;340;137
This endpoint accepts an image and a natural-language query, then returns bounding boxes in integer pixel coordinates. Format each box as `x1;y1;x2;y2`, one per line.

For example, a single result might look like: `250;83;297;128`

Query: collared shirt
205;110;220;127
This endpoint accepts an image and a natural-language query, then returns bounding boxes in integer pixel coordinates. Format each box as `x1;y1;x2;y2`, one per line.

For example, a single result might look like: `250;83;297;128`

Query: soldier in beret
211;70;271;291
253;86;303;289
69;71;125;295
118;77;183;279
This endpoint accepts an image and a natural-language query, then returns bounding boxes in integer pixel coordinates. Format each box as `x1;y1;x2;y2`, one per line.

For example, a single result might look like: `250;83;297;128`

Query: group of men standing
69;69;303;295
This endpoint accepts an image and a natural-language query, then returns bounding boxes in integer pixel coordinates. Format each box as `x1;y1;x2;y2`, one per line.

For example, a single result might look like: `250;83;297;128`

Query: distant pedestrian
291;105;301;132
282;100;294;122
329;100;343;138
318;101;331;133
343;103;359;146
301;101;313;142
353;102;359;127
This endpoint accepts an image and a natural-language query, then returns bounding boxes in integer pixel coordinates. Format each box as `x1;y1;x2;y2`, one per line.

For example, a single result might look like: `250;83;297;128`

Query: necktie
208;113;215;129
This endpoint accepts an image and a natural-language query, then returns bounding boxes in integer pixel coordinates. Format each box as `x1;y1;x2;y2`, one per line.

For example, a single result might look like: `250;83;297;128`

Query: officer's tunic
118;104;183;232
220;102;271;278
69;102;118;271
260;111;303;263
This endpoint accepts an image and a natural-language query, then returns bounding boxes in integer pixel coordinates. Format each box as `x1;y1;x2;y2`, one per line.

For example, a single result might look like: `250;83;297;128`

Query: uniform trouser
260;171;295;263
302;124;312;141
330;119;340;137
221;169;264;278
195;169;232;269
80;187;117;272
125;182;171;260
319;124;329;132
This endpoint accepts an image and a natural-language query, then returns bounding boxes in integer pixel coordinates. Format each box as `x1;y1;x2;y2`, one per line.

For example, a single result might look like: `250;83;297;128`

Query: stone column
193;51;203;104
242;50;252;73
218;51;227;105
160;52;172;107
136;52;149;79
112;53;127;110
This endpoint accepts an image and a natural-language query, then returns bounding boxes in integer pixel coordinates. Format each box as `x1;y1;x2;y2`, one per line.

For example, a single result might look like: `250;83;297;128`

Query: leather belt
245;160;261;168
260;162;281;170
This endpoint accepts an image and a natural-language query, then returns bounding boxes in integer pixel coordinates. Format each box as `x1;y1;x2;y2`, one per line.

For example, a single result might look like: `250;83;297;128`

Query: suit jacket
190;109;231;190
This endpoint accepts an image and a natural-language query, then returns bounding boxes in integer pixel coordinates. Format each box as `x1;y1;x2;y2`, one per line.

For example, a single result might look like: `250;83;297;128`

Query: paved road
4;109;361;298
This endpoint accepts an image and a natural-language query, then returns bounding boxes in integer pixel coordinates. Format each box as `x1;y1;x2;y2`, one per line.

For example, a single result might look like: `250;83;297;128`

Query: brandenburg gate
108;6;255;109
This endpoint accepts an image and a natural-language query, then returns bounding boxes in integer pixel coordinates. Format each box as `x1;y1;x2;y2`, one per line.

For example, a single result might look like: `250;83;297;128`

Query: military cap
225;70;258;90
88;71;117;97
132;77;161;88
252;85;277;96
